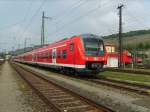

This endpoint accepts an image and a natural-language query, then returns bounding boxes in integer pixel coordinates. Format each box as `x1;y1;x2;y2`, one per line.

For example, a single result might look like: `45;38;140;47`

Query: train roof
16;34;102;57
80;34;103;39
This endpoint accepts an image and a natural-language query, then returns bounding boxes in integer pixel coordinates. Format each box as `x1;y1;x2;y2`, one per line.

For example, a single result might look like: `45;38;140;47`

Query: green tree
145;43;150;50
138;43;144;50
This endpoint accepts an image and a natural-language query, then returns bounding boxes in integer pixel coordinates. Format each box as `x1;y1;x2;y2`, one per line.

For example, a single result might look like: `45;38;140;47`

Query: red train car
15;34;107;74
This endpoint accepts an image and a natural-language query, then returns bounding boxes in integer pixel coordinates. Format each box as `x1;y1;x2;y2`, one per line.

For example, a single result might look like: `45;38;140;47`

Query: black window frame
57;50;61;58
62;50;67;59
70;43;74;51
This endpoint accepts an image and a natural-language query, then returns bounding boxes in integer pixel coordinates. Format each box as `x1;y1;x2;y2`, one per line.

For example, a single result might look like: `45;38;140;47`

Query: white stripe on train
15;60;85;69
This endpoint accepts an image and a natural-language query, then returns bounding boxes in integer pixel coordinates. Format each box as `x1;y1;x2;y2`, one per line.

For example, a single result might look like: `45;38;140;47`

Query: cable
48;0;113;38
125;7;150;29
0;20;23;31
52;0;83;19
50;0;87;36
15;0;34;47
0;1;33;31
21;0;46;39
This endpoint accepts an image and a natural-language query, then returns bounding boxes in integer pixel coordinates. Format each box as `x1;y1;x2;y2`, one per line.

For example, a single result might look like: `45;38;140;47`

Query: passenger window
62;50;67;59
70;43;74;51
38;54;41;58
44;52;49;58
58;50;61;58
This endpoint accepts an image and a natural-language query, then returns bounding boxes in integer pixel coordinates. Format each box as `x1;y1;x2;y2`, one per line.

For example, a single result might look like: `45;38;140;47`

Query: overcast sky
0;0;150;52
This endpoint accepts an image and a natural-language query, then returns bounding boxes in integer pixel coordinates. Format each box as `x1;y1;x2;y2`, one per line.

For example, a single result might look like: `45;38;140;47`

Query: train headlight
94;57;97;61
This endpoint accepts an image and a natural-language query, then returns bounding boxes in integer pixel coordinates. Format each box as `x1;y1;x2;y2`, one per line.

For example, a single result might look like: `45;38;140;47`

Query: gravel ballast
16;63;150;112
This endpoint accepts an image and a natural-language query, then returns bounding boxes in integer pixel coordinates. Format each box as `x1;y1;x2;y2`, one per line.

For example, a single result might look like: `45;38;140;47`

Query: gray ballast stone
17;63;150;112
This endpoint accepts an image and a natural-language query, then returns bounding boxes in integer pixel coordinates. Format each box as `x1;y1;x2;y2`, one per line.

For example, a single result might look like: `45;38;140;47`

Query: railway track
11;62;113;112
15;62;150;96
0;61;4;65
105;68;150;75
88;78;150;96
42;66;150;96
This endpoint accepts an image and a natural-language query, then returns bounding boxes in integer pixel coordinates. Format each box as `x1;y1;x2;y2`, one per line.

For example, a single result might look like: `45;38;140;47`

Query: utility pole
24;38;30;53
41;11;52;46
117;4;124;69
12;46;14;55
24;38;27;53
41;12;45;46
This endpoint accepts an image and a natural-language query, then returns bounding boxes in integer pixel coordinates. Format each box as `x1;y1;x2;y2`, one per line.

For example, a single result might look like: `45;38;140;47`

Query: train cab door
52;48;56;64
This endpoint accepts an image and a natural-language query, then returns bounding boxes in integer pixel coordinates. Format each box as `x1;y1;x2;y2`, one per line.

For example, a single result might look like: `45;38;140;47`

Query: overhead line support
117;4;124;69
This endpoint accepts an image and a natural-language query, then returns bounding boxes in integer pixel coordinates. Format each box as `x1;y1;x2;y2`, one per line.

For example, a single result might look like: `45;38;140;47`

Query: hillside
103;30;150;51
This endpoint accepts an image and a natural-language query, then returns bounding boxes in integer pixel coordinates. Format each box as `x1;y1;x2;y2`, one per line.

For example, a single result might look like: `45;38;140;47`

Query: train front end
80;34;107;74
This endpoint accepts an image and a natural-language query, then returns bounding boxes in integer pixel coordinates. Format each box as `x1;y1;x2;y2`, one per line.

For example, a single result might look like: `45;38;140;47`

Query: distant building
5;55;11;60
105;44;116;54
105;44;133;67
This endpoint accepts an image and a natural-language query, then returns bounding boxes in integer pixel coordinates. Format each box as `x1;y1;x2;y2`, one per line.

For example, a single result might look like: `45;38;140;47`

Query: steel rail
11;62;113;112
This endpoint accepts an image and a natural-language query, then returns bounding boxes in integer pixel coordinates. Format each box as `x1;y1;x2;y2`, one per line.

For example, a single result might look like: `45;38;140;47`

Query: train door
70;43;75;66
32;54;34;62
52;48;56;64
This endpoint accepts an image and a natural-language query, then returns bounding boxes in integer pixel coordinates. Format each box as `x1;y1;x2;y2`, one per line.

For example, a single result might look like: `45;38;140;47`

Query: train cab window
70;43;74;51
62;50;67;59
82;35;104;56
57;50;61;58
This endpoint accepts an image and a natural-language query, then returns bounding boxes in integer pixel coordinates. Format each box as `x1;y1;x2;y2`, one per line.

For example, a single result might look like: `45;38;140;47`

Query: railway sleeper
66;106;97;112
50;97;76;102
43;92;67;97
47;95;72;99
57;100;81;105
62;105;92;111
40;91;66;95
41;89;63;93
44;92;68;96
58;102;88;108
53;98;79;104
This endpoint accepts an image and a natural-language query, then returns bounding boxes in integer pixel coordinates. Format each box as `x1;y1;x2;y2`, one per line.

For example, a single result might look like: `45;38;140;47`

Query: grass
124;68;150;72
98;71;150;84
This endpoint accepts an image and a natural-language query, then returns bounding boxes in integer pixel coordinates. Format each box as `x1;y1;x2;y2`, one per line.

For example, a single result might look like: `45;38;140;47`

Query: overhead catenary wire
0;1;33;31
52;0;84;19
47;0;114;39
0;21;23;31
16;0;34;41
52;0;87;24
125;7;150;29
20;0;47;39
47;0;87;38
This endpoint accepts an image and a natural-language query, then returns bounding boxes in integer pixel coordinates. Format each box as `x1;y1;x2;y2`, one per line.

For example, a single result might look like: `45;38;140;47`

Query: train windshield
82;35;104;56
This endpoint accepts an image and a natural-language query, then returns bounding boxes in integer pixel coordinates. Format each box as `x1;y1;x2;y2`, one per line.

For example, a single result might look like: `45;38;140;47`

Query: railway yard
0;61;150;112
1;1;150;112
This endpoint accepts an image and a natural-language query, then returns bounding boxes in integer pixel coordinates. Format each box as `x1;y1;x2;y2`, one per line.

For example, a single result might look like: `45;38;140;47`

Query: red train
14;34;107;74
